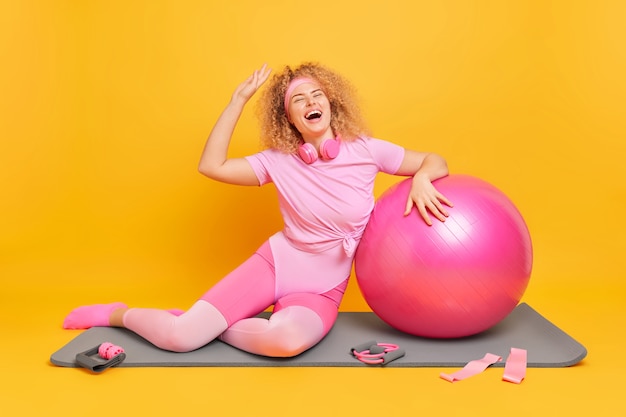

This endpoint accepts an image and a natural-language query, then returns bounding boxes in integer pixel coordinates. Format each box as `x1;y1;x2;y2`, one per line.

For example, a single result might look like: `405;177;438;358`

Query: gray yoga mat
50;303;586;368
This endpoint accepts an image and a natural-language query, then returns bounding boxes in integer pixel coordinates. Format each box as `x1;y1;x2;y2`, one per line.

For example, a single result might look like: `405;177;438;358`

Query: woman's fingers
404;191;453;226
233;64;272;102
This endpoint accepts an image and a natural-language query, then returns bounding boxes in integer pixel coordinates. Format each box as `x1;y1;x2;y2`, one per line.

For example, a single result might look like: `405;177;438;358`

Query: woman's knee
154;302;228;352
261;306;326;357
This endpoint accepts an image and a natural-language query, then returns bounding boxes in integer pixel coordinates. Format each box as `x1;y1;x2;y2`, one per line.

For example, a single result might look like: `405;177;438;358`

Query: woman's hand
231;63;272;105
404;173;453;226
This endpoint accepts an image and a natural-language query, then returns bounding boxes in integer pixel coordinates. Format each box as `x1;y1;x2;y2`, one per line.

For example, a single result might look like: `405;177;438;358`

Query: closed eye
292;89;325;104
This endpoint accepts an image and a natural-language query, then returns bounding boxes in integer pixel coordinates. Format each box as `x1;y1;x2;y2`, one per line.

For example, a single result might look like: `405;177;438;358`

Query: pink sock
63;302;128;329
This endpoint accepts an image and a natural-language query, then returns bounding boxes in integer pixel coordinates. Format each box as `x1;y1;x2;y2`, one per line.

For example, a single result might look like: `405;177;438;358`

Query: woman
63;62;452;357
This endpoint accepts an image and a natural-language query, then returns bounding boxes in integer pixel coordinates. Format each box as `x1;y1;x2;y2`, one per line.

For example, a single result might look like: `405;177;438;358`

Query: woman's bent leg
123;300;227;352
219;304;325;357
63;242;277;352
122;300;227;353
220;279;348;357
121;243;277;352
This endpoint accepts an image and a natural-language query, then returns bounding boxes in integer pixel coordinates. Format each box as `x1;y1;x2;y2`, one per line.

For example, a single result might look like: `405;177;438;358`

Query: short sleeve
366;138;405;174
244;151;273;186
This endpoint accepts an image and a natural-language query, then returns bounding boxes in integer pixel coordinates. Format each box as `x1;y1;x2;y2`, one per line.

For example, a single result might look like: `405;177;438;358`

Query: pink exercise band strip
440;353;502;383
503;348;527;384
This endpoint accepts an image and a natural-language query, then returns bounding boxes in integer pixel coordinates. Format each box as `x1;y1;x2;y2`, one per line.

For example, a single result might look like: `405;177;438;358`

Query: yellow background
1;0;624;415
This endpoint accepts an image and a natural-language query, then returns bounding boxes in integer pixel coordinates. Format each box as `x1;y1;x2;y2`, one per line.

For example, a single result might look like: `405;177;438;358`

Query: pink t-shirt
245;136;405;297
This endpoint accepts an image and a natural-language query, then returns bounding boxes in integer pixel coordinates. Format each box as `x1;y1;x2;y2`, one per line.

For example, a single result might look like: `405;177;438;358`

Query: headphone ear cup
320;138;340;160
298;142;318;164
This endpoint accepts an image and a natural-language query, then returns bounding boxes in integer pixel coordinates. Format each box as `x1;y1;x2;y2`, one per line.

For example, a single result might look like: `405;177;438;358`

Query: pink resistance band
503;348;527;384
440;353;502;383
440;348;528;384
284;77;317;116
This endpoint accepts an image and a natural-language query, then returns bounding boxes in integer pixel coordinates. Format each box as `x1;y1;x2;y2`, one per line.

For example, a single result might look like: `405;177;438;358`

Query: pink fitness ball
355;175;533;338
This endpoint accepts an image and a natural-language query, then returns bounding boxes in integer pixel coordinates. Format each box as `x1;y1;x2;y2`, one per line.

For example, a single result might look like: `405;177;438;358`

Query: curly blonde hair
256;62;370;153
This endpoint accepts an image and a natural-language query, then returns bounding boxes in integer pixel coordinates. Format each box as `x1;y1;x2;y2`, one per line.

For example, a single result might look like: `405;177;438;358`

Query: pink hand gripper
98;342;125;360
353;343;399;365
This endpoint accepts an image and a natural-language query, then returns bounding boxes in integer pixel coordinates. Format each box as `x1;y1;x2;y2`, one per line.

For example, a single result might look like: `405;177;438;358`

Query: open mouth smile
305;110;322;120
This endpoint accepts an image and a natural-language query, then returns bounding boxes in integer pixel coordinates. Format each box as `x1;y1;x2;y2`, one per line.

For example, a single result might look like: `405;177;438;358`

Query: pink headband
284;77;317;116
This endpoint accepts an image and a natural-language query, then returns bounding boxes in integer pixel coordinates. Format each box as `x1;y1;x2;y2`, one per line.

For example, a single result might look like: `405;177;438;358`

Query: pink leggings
123;241;348;356
201;240;348;334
